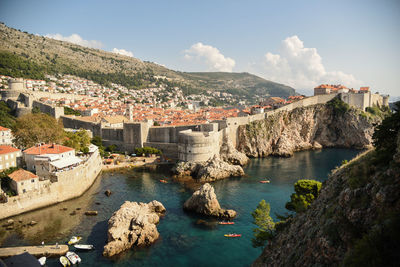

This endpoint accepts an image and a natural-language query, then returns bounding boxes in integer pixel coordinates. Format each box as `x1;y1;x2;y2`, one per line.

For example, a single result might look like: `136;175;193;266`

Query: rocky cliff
253;129;400;266
103;200;166;257
238;103;379;157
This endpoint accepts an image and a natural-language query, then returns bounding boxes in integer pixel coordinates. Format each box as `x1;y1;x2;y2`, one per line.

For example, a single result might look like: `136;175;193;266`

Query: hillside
0;23;295;99
253;106;400;266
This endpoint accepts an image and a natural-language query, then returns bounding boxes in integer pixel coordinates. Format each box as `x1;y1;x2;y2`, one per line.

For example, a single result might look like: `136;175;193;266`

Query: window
21;182;24;185
10;154;13;158
23;189;26;193
5;155;8;160
31;179;35;183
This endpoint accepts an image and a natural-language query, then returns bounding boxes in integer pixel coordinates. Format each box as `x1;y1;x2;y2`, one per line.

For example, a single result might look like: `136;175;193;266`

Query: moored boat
38;256;46;266
60;256;70;266
224;233;241;237
74;244;94;250
66;251;81;264
218;221;235;225
67;236;82;245
259;180;270;183
159;179;168;183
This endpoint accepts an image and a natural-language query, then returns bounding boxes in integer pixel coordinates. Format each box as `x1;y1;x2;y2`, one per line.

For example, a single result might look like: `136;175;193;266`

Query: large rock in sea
183;183;236;219
174;155;244;182
103;200;166;257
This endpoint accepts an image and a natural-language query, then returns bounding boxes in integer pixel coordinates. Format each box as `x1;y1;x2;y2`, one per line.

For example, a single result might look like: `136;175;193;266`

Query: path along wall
0;150;102;220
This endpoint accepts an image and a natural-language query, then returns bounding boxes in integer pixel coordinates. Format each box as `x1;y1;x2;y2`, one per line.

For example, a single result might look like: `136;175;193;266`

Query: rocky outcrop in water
103;200;166;257
174;155;244;182
220;137;249;166
238;104;379;157
183;183;236;219
253;129;400;266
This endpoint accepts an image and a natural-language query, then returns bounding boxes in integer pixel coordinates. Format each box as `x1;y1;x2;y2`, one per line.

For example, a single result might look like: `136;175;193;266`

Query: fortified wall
1;78;65;118
0;149;102;220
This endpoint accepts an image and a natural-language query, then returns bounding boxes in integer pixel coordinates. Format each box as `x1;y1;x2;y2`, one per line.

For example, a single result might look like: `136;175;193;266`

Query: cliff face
253;131;400;267
238;104;377;157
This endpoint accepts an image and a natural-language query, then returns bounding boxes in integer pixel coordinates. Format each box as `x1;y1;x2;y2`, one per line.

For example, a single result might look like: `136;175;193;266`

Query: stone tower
1;78;25;101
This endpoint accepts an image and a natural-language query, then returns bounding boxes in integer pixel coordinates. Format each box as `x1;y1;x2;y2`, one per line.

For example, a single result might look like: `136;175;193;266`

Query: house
23;144;75;171
0;145;22;171
100;115;129;127
0;126;13;145
8;169;39;195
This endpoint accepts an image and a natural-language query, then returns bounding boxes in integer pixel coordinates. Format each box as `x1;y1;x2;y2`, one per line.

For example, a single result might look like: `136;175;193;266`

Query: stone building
0;145;22;171
0;126;13;145
8;169;39;195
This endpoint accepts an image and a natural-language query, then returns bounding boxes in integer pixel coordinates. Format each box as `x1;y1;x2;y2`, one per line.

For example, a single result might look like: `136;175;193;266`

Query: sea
0;148;360;267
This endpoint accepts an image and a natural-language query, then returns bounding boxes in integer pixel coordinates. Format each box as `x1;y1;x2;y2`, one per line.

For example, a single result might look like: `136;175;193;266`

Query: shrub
327;97;350;114
134;146;162;156
285;179;322;213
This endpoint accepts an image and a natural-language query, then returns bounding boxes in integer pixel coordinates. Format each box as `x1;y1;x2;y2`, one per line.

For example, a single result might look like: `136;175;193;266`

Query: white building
0;126;13;145
0;145;22;171
8;169;40;195
23;144;75;172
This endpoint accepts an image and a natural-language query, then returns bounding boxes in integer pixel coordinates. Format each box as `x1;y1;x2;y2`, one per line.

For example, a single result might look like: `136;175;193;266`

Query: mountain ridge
0;23;295;100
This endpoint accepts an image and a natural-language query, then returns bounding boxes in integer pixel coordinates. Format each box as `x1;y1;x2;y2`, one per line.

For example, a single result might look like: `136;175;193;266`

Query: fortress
2;79;390;163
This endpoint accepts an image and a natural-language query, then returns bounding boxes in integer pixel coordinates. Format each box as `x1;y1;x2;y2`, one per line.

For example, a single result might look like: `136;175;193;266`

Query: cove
0;148;360;267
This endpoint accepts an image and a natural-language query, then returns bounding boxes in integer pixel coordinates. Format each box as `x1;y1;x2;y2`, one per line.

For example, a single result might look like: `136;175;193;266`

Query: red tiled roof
24;144;74;155
0;145;20;155
8;169;38;182
0;126;10;131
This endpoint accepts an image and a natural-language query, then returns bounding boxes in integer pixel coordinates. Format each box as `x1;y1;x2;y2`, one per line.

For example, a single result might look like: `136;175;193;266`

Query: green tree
63;129;90;153
372;101;400;163
64;106;81;116
91;136;106;157
285;179;322;213
251;200;275;248
12;113;64;149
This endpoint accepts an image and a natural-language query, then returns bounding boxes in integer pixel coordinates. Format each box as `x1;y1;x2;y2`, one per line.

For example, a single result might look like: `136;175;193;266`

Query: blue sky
0;0;399;96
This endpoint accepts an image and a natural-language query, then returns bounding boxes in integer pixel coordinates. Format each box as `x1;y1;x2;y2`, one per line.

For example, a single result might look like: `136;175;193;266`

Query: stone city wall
0;150;102;220
32;100;64;119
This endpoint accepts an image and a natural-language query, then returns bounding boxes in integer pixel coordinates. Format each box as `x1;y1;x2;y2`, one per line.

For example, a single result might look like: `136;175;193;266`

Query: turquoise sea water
0;148;360;266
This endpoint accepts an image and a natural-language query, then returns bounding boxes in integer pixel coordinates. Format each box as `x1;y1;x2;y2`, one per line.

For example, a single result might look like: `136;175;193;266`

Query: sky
0;0;399;96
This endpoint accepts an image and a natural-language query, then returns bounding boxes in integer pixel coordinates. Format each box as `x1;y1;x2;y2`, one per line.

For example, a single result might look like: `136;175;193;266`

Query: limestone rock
220;137;249;166
103;200;166;257
174;155;244;182
183;183;236;219
238;104;379;158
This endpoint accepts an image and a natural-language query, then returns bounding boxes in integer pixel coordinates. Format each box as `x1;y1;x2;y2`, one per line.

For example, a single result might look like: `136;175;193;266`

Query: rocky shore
174;155;244;182
238;104;379;157
103;200;166;257
183;183;237;219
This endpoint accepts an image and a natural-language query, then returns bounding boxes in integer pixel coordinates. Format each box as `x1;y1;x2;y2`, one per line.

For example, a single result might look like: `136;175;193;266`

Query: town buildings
8;169;39;195
0;145;21;171
23;144;75;172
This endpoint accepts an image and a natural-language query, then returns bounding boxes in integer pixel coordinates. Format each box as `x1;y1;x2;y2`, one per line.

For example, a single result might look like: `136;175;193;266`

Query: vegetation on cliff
0;101;16;129
251;200;276;248
285;179;322;213
253;102;400;267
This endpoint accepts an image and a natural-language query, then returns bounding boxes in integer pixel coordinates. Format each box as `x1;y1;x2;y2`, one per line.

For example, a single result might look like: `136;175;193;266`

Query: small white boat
67;236;82;245
66;251;81;265
74;244;94;250
60;256;70;266
38;256;46;266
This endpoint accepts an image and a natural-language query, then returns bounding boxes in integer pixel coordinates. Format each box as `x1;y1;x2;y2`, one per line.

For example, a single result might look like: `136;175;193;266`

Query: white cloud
45;33;103;49
112;48;134;57
184;42;235;72
259;35;361;89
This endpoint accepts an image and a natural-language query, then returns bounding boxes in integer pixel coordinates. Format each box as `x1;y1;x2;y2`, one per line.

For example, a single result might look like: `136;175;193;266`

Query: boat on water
66;251;81;264
224;233;241;237
159;179;168;183
60;256;70;266
259;180;270;184
38;256;46;266
67;236;82;245
219;221;235;225
74;244;94;250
